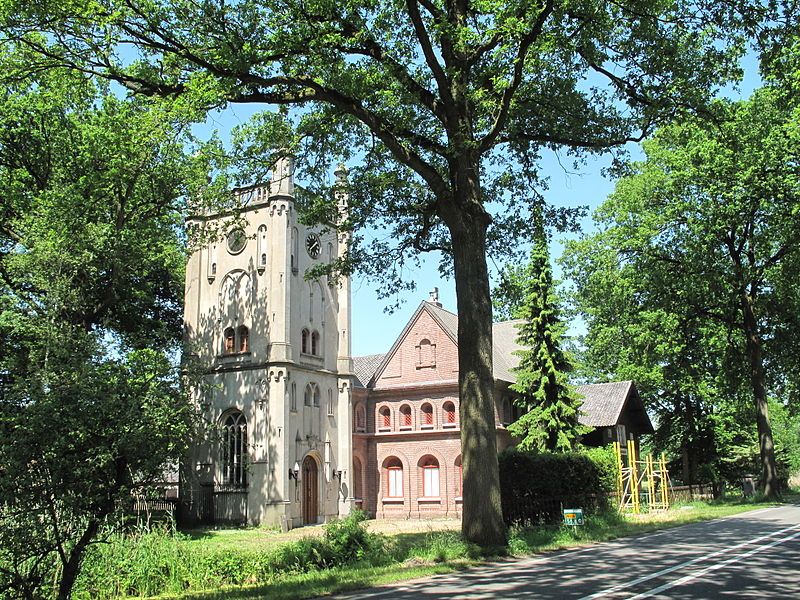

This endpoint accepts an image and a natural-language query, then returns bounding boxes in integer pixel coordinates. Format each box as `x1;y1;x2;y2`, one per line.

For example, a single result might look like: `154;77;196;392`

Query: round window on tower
227;228;247;254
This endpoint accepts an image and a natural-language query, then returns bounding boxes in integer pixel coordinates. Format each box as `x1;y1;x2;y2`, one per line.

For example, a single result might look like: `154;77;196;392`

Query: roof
576;381;654;434
352;353;385;388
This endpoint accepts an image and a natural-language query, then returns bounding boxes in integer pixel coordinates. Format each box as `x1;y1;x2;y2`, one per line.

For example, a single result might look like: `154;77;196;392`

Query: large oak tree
1;0;768;544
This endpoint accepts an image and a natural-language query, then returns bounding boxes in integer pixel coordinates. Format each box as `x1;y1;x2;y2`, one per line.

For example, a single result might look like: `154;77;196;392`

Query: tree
563;87;800;498
0;56;212;598
2;0;767;545
500;217;586;452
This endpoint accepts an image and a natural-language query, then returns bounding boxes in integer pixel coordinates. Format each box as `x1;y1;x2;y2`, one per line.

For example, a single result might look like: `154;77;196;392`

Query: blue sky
197;55;762;358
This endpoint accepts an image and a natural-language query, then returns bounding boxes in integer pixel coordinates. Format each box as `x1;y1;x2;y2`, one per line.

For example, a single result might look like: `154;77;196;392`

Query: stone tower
182;156;354;528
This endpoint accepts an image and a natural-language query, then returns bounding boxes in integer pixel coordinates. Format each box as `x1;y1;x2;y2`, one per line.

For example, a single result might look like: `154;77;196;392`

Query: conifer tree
507;217;586;452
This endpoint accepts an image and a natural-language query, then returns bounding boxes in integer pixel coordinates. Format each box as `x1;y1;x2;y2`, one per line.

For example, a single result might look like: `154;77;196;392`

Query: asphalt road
338;504;800;599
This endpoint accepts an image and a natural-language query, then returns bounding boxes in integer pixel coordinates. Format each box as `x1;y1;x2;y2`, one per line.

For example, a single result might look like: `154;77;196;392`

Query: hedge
498;447;617;526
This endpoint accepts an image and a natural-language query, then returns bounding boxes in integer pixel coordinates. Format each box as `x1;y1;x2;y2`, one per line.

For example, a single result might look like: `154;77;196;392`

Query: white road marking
627;529;800;599
578;523;800;600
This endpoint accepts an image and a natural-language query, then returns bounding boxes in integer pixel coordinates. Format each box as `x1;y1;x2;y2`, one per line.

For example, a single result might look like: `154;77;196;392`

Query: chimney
429;287;442;307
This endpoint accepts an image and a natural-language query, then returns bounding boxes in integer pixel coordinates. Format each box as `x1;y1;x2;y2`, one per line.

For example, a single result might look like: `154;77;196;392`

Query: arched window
420;455;440;498
502;396;512;425
257;225;267;272
223;327;235;354
421;402;434;427
313;384;321;407
291;227;298;274
301;328;310;354
311;330;320;356
290;382;297;412
378;406;391;430
327;388;334;416
417;338;436;367
354;404;366;432
443;401;456;426
237;325;249;353
305;382;319;407
221;411;247;487
455;455;463;498
399;404;412;428
353;456;363;500
384;457;403;498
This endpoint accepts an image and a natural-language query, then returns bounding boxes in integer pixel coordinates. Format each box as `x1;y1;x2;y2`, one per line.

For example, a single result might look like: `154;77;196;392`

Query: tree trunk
57;520;99;600
740;292;780;499
445;198;507;549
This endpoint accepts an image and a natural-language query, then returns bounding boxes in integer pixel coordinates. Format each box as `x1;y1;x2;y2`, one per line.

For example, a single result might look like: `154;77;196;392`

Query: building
182;158;355;529
181;160;652;528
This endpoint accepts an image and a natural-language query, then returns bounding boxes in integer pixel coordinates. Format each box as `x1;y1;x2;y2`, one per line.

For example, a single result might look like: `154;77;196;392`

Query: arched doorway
302;455;318;525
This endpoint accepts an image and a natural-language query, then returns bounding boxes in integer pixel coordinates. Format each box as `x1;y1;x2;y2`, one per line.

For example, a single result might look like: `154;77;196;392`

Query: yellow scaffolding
613;441;671;514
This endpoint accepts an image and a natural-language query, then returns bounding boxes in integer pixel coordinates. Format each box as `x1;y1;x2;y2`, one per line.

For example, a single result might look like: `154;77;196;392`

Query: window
291;227;298;274
290;382;297;411
385;457;403;498
237;325;249;353
421;402;433;427
354;404;366;432
221;411;247;487
443;401;456;425
305;382;319;407
400;404;412;428
223;328;235;354
257;225;267;272
311;330;320;356
416;338;436;367
502;396;512;425
327;388;334;416
421;456;440;498
378;406;391;430
301;329;310;354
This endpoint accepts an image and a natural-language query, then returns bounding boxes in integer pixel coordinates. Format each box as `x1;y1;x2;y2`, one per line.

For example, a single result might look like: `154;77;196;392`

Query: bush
498;449;615;526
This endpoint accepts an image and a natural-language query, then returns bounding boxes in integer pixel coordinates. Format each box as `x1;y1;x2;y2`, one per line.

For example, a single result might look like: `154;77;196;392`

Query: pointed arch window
223;328;235;354
327;388;334;416
311;330;320;356
221;411;247;488
301;328;310;354
257;225;267;273
291;227;299;274
290;382;297;412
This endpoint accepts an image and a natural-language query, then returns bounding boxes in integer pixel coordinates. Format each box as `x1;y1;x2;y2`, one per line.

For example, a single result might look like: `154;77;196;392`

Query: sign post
563;508;584;527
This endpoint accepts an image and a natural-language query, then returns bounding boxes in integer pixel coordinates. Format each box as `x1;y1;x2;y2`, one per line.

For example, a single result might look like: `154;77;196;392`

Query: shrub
498;449;615;526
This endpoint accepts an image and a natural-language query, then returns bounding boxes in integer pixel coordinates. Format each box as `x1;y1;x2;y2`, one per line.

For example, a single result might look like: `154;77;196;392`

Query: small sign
563;508;584;526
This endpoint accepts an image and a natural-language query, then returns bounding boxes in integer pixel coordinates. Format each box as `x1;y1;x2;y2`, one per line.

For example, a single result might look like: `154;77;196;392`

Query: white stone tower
182;156;354;528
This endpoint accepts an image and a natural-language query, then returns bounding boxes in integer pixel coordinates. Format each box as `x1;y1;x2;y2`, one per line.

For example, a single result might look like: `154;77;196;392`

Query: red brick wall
376;309;459;386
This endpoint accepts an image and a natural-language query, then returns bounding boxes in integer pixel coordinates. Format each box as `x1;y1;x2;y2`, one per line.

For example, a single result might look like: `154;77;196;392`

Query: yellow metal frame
614;441;671;514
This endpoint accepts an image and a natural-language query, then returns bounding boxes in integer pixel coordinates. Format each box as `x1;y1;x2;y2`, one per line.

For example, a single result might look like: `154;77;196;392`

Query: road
338;504;800;599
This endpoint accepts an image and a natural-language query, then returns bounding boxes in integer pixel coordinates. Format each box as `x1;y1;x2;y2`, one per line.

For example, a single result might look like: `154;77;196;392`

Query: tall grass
74;512;388;599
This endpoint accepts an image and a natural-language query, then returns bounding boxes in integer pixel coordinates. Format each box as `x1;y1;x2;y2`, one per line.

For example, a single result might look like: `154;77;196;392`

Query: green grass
75;495;793;600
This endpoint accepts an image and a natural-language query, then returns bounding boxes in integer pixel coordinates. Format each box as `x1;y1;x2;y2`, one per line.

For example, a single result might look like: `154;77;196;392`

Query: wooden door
302;456;318;525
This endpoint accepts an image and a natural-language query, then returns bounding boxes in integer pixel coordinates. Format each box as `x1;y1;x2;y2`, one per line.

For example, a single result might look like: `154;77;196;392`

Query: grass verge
77;496;789;600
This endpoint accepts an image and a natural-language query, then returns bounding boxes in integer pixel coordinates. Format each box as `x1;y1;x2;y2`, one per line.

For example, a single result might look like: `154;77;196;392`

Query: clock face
306;233;322;259
227;228;247;254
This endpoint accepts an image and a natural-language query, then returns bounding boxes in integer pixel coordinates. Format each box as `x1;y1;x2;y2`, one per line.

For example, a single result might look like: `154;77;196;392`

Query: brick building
350;294;524;519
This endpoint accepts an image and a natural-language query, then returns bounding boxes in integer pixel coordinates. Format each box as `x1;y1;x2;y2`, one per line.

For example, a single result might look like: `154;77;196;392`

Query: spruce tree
507;218;586;452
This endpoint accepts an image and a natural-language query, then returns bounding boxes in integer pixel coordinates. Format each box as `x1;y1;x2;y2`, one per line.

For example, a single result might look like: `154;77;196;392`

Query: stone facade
182;158;354;529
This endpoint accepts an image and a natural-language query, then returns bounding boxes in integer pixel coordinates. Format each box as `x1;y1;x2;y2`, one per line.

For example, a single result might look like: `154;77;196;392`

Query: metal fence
501;493;604;527
199;484;248;526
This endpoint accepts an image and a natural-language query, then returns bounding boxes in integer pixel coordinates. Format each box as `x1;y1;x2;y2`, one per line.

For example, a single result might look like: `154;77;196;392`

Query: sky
198;54;763;359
